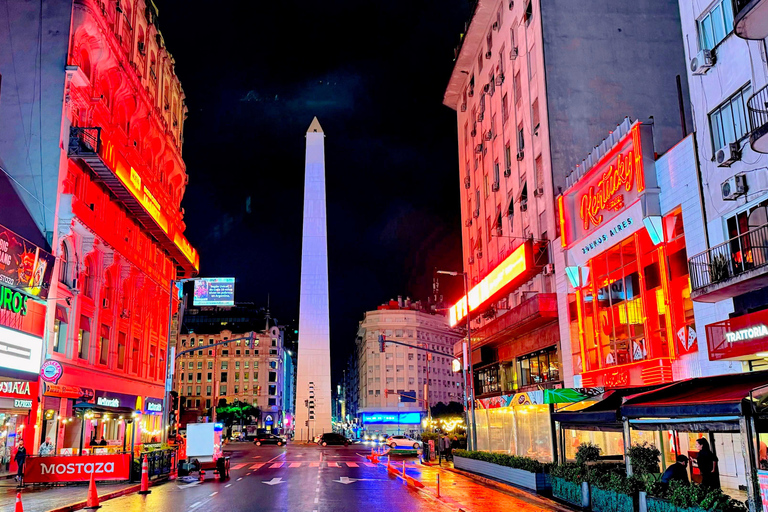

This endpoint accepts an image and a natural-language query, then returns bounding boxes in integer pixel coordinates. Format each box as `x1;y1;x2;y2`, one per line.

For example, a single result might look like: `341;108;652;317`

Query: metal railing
68;126;102;156
748;83;768;134
688;222;768;291
132;448;175;481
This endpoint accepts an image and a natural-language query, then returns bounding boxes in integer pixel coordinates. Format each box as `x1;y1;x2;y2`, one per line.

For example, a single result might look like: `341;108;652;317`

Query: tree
215;400;261;428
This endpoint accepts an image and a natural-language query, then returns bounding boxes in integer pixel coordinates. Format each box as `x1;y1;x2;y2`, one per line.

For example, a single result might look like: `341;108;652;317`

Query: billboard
361;412;422;425
0;325;43;376
0;224;55;300
193;278;235;306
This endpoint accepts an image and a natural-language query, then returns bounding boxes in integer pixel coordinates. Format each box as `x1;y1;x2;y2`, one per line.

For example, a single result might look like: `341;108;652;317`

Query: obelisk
295;117;332;440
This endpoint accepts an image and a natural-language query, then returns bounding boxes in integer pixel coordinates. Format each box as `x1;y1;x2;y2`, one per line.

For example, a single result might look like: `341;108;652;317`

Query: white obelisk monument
295;117;332;440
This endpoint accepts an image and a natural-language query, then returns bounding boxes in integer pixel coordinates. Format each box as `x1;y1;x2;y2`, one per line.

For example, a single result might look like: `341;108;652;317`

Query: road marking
249;463;264;470
231;463;248;470
178;481;201;489
225;484;232;488
314;497;319;504
237;477;243;481
326;462;339;467
270;462;284;468
209;492;218;497
346;462;358;467
246;472;251;476
333;477;382;484
266;454;284;463
189;502;202;510
289;462;301;468
310;462;319;467
262;477;285;486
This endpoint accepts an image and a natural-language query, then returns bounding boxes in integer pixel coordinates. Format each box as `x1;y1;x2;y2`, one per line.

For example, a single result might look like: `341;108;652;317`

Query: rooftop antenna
265;293;271;332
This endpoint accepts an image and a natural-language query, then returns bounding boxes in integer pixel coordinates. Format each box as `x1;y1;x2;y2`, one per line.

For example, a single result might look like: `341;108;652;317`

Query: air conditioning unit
543;263;555;276
485;50;492;59
496;227;503;237
70;278;79;291
484;130;493;141
464;176;471;189
475;143;484;154
491;182;500;192
460;103;467;112
102;298;110;309
690;49;714;75
716;142;741;167
510;47;518;60
722;174;747;201
496;74;504;86
516;151;524;161
504;167;511;177
120;309;130;318
533;187;544;197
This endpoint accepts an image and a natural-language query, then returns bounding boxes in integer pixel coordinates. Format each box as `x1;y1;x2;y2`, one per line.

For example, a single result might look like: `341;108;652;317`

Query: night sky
159;0;471;383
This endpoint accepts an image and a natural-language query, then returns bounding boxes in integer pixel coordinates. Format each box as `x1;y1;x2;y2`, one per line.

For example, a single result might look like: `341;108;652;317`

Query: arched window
59;243;69;284
137;26;146;55
103;271;114;308
83;257;95;298
79;49;91;81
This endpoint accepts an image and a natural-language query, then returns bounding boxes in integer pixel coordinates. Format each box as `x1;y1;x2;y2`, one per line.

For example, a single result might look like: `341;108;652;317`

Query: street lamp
436;270;477;451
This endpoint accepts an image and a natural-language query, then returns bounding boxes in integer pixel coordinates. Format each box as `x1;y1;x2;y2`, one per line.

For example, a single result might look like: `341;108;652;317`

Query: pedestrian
443;435;452;461
14;440;27;485
451;435;460;452
696;438;720;489
39;437;55;456
660;455;689;485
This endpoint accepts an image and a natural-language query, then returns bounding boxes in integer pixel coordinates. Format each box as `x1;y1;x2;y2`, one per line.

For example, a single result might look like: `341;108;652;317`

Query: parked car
253;433;287;446
386;435;421;450
317;433;350;447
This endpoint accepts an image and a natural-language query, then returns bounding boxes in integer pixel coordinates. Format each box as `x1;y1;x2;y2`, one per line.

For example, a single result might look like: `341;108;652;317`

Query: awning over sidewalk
552;386;665;432
620;370;768;432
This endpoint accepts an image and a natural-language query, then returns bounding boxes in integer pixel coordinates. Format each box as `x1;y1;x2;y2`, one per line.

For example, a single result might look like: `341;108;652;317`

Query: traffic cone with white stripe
138;454;151;495
14;492;23;512
84;471;101;510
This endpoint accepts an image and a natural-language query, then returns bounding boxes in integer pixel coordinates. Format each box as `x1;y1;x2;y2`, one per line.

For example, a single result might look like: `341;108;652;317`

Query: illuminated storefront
560;123;695;388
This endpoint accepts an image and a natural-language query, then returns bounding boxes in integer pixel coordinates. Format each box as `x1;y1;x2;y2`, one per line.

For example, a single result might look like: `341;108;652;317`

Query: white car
386;435;421;450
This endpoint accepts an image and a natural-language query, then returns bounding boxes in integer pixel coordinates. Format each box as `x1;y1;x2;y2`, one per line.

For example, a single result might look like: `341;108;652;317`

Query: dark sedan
317;433;351;447
253;433;286;446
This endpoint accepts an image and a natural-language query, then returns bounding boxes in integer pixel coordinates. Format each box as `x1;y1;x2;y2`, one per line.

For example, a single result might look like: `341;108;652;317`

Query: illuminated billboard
193;278;235;306
361;412;422;424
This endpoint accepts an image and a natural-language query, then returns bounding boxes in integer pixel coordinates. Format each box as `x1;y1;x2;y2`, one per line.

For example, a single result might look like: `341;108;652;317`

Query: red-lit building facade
0;0;198;458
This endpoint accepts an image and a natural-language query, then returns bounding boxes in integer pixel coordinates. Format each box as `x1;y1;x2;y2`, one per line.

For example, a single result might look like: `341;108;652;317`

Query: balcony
471;293;559;351
734;0;768;40
748;84;768;154
68;127;199;277
688;222;768;302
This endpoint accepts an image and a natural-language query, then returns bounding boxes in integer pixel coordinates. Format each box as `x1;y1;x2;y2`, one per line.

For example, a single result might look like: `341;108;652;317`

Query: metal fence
688;223;768;291
748;83;768;135
132;448;175;481
67;126;102;156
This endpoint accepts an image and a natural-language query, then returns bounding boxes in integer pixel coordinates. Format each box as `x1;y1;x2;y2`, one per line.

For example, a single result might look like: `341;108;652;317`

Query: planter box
591;484;635;512
453;456;550;493
646;496;707;512
552;476;589;508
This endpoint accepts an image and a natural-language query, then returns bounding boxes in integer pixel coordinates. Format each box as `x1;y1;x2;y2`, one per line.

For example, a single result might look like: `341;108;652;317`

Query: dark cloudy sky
159;0;471;382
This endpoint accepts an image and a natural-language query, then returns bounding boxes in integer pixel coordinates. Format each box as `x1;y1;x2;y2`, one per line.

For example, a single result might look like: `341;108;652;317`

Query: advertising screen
0;224;55;300
0;325;43;376
193;278;235;306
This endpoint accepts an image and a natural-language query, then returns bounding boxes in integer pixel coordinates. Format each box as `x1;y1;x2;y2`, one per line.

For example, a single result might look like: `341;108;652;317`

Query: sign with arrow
262;477;285;486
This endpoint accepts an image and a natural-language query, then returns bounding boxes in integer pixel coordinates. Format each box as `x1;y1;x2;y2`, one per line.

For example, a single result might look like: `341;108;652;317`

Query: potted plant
452;449;551;493
710;253;730;283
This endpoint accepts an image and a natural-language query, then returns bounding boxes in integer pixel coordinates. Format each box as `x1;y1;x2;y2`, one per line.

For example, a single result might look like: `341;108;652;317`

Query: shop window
475;365;500;395
131;337;140;374
697;0;733;50
518;347;559;387
98;325;110;365
53;306;69;354
78;315;91;360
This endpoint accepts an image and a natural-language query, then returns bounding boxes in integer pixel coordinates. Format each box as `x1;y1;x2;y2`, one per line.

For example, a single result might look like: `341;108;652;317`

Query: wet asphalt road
95;442;440;512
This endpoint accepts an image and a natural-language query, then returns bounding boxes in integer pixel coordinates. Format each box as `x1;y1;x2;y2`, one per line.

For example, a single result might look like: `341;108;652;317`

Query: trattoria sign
707;309;768;361
559;123;656;249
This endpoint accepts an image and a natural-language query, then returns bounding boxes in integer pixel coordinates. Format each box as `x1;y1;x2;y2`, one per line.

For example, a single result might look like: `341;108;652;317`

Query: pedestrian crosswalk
229;461;404;471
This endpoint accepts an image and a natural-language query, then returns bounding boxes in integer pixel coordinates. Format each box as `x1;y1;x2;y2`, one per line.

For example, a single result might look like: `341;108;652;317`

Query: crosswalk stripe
249;463;264;470
270;463;284;468
363;462;376;467
326;462;339;467
310;462;320;467
346;462;358;467
289;463;301;468
231;463;248;470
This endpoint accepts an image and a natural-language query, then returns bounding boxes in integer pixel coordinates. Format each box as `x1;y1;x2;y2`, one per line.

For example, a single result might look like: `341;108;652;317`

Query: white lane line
209;492;218;497
314;497;319;504
246;472;252;476
225;484;232;488
189;501;202;510
237;477;243;481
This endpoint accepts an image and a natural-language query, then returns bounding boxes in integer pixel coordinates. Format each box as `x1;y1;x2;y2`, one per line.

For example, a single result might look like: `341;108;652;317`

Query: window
207;361;213;369
59;243;69;284
532;98;540;130
53;306;68;354
221;361;228;370
269;385;277;395
219;384;227;396
235;361;240;369
518;347;560;387
131;337;140;374
698;0;733;50
78;316;91;360
244;372;249;380
83;258;95;298
709;83;751;151
98;325;110;365
115;332;125;370
206;386;212;396
484;174;489;198
502;93;509;125
149;345;157;379
517;125;525;151
221;372;228;383
514;71;522;105
268;371;277;382
235;372;240;381
268;398;277;406
535;155;544;189
524;0;533;26
196;372;202;382
504;144;512;171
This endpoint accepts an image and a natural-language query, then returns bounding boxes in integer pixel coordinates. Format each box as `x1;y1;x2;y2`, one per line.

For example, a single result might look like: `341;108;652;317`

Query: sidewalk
1;481;140;512
403;460;572;512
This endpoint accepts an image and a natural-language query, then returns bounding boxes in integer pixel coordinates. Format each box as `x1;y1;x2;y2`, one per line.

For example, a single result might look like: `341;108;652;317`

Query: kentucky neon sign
580;148;639;230
449;241;531;327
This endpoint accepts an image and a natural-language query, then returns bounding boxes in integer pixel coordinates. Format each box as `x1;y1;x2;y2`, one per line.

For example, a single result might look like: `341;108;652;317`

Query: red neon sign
560;123;652;247
449;241;532;327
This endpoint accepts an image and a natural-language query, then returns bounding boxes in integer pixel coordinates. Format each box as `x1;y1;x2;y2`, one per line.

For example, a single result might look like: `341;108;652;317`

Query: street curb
46;477;169;512
444;467;574;512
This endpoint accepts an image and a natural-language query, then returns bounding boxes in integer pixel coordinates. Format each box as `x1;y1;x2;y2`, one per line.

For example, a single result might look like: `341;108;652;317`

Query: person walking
443;434;453;461
14;440;27;486
696;438;720;489
660;455;690;485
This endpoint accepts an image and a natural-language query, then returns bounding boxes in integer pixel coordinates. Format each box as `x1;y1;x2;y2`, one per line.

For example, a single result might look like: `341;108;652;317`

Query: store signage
13;399;32;408
362;412;421;424
559;123;656;249
0;285;28;315
0;325;43;376
0;381;31;396
24;454;131;483
449;240;533;326
707;309;768;361
97;396;120;408
143;397;163;414
40;359;63;383
44;383;94;400
0;224;55;300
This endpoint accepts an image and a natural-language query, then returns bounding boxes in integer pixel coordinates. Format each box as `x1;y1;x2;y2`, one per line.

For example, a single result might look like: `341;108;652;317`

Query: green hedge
453;449;550;474
591;485;634;512
647;481;747;512
552;476;583;506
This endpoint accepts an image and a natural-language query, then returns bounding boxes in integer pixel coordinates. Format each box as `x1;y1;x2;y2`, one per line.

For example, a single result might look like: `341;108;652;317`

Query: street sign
400;390;416;403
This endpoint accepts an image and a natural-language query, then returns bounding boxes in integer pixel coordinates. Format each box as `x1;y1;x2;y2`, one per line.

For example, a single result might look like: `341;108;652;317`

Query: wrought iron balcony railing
748;83;768;153
688;222;768;291
68;126;102;156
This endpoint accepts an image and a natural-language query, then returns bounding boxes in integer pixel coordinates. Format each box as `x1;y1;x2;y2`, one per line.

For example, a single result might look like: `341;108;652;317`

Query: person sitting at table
661;455;690;485
98;437;108;446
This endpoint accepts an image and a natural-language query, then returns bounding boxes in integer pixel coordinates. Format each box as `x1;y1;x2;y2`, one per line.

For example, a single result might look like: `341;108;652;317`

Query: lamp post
436;270;477;451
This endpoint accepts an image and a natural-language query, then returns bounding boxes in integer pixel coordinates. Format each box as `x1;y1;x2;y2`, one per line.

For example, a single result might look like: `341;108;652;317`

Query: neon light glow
449;241;530;326
558;195;567;248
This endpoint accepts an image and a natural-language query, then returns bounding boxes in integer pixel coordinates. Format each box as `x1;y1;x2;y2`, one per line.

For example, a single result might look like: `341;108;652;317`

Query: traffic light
378;334;386;352
384;389;388;398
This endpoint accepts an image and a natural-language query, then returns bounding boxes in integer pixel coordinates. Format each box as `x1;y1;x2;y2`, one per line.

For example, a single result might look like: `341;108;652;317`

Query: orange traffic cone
138;454;151;495
14;492;23;512
84;471;101;510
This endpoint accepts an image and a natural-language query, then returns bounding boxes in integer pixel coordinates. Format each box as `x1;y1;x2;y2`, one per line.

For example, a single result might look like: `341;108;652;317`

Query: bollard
437;474;440;498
